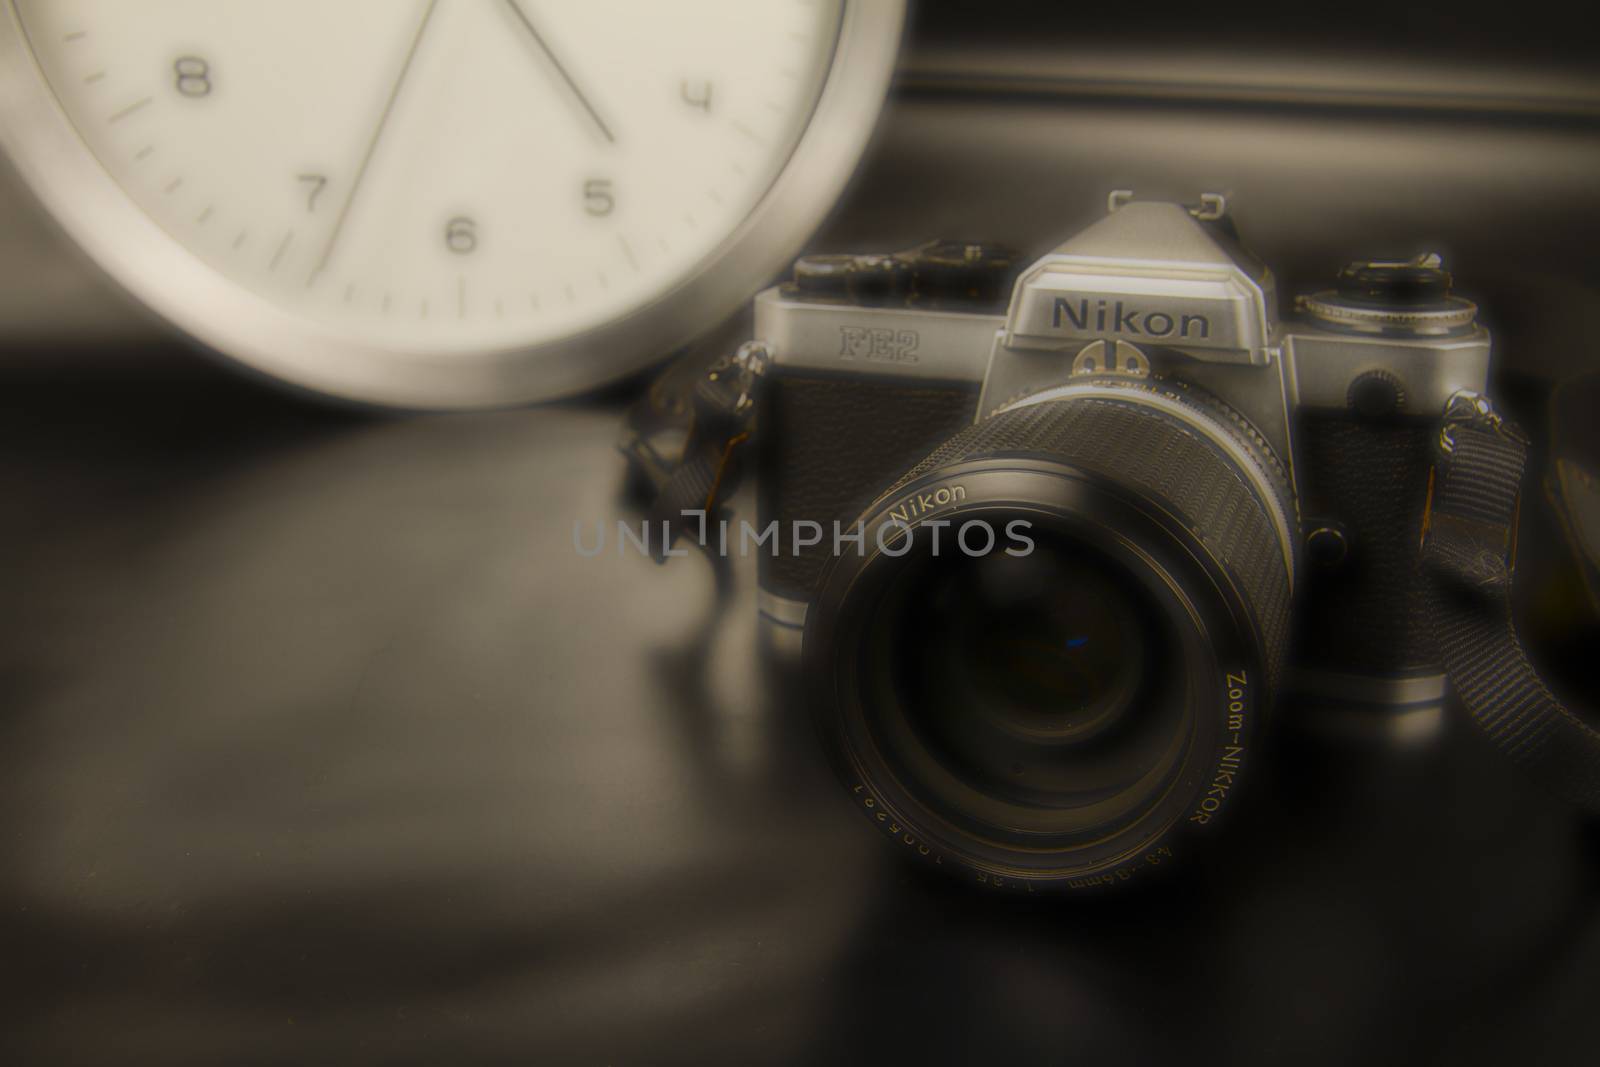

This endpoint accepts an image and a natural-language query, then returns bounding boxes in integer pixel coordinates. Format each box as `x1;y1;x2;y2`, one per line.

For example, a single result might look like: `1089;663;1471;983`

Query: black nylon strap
1422;411;1600;815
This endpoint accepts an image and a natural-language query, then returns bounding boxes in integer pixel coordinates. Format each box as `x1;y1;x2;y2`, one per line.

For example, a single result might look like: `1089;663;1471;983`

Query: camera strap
1421;394;1600;815
617;342;766;563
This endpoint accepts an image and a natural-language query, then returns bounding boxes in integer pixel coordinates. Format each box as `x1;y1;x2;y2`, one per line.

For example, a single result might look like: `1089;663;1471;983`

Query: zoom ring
895;393;1295;688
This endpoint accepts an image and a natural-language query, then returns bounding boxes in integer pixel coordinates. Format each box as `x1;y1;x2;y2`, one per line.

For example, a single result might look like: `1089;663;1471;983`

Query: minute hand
310;0;441;284
502;0;616;144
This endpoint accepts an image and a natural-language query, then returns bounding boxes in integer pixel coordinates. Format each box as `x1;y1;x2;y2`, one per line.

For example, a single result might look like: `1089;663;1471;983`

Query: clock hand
310;0;441;285
502;0;615;144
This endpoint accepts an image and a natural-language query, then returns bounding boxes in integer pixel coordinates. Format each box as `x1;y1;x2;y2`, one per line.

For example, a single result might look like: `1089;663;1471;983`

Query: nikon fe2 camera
731;193;1497;891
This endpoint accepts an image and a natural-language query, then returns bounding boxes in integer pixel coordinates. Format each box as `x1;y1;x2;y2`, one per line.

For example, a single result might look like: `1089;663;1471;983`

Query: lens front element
861;530;1190;840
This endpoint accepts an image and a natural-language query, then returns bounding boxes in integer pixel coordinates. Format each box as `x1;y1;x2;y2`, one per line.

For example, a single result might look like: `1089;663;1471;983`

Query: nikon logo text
1052;297;1210;340
887;484;965;523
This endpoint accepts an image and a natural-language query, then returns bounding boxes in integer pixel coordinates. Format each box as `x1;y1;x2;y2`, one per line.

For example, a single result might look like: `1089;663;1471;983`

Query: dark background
912;0;1600;66
4;3;1599;1064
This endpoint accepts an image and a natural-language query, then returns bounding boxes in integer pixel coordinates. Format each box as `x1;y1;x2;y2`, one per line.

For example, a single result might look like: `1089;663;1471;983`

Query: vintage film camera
747;193;1492;890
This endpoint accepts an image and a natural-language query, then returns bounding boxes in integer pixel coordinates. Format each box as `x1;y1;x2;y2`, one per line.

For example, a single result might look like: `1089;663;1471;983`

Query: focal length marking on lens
1190;667;1251;825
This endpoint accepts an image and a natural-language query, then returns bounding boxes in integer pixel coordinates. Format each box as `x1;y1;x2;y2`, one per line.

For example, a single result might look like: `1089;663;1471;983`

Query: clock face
2;0;895;405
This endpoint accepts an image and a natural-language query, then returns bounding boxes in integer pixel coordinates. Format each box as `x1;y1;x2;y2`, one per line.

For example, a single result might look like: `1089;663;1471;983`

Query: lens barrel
805;383;1296;891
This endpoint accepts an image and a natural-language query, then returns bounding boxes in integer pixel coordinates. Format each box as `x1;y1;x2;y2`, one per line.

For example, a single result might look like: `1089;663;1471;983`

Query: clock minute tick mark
269;231;294;272
107;97;152;124
730;119;765;145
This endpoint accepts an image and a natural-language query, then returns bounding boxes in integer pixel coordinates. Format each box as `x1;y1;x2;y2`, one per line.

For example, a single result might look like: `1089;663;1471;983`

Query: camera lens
806;384;1296;891
859;529;1189;837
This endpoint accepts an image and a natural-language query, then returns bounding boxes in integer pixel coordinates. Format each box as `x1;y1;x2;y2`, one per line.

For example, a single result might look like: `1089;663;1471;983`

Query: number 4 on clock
681;80;713;113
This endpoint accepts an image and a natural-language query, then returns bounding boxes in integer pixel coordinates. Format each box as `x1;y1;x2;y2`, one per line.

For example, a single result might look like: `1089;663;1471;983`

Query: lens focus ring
893;388;1295;687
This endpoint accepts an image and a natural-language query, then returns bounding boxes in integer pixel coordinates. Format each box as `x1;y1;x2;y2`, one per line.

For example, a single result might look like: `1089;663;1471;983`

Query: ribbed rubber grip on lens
894;394;1296;687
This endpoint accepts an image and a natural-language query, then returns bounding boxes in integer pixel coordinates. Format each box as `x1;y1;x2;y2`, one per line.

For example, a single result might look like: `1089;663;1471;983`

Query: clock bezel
0;0;906;409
